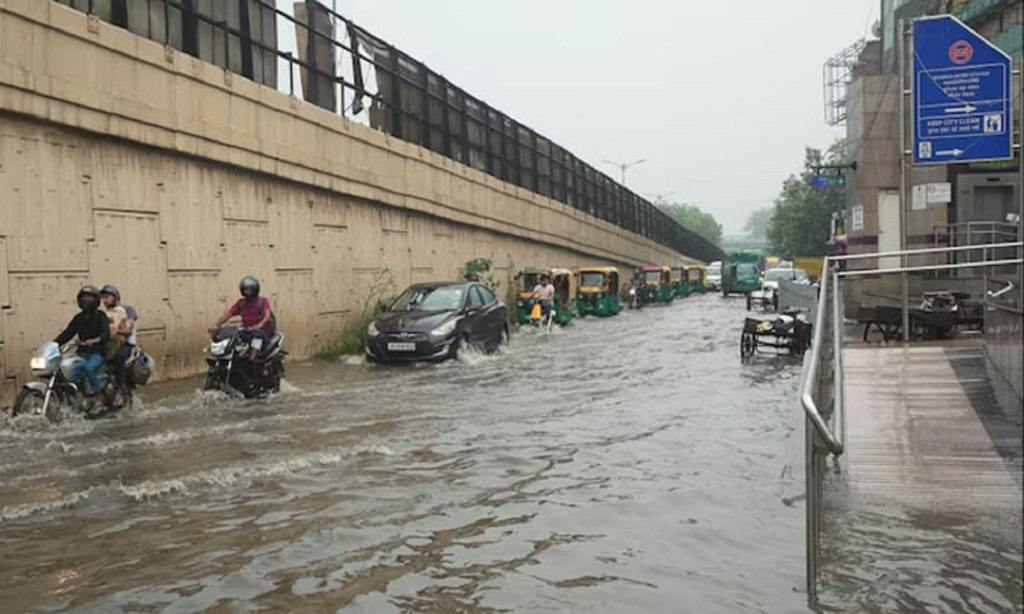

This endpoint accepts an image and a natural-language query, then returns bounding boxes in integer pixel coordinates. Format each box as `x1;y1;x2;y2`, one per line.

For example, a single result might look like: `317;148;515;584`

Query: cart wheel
740;332;754;357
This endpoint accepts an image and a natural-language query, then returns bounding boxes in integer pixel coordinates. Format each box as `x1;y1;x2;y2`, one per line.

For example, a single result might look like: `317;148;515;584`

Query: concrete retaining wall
0;1;696;406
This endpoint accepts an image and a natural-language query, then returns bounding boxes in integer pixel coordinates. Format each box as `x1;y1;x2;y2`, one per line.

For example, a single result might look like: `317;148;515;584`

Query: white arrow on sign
944;104;978;114
936;148;964;156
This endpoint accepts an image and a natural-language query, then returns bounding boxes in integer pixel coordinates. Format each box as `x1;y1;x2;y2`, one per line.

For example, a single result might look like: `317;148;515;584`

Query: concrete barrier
779;281;818;320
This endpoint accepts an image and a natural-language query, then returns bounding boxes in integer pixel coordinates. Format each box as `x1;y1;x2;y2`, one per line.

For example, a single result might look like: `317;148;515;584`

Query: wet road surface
0;295;821;612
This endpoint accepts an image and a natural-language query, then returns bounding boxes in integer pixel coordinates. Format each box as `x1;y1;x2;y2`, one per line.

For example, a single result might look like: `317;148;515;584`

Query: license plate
387;342;416;352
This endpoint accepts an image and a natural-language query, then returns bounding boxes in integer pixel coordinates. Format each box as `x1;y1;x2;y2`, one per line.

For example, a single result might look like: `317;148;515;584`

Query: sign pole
901;21;910;342
1018;61;1023;307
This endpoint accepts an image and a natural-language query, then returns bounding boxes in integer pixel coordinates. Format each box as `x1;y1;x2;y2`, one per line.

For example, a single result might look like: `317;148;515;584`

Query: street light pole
646;191;675;206
602;158;647;187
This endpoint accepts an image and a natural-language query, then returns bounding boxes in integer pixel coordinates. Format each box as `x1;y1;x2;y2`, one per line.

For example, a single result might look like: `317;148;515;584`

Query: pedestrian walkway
842;340;1022;507
818;340;1023;611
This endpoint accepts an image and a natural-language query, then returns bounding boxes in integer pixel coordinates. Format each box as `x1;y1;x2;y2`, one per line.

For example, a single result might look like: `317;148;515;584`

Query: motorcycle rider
54;285;110;400
100;284;133;407
209;276;272;363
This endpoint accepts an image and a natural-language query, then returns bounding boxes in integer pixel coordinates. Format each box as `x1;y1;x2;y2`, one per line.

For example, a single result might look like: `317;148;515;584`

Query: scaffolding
823;39;868;126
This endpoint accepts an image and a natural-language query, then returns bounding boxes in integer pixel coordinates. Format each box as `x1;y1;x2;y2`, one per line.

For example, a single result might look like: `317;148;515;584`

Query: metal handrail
800;256;844;455
831;240;1022;261
839;258;1023;277
801;242;1022;603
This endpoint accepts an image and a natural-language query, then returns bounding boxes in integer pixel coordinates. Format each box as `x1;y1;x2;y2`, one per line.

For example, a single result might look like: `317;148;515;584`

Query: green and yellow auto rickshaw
671;266;692;298
577;267;623;317
549;268;578;325
515;267;578;326
637;265;674;305
688;266;707;293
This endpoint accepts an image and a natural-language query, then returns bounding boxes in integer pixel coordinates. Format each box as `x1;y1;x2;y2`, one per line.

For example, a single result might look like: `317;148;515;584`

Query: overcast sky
279;0;877;234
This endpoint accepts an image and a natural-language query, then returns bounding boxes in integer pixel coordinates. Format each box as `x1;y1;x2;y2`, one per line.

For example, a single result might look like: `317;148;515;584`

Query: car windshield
708;265;721;276
737;263;759;277
765;269;795;282
794;269;809;281
390;286;465;312
580;273;605;287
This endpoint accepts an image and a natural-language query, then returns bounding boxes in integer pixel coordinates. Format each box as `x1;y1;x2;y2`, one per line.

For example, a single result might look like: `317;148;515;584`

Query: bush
462;257;500;292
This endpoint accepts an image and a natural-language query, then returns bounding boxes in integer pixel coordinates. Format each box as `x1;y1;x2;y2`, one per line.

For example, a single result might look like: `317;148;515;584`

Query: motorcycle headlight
30;356;48;370
431;320;457;338
367;321;380;337
209;339;230;356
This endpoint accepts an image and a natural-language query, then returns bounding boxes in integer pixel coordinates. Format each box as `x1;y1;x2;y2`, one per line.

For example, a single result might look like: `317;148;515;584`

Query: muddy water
0;295;812;613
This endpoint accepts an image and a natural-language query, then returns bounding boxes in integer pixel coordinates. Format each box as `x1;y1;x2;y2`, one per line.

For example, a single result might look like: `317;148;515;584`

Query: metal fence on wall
56;0;725;264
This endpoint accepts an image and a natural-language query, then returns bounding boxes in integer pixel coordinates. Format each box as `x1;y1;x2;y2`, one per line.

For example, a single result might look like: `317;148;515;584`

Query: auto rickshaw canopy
578;267;620;294
639;265;671;284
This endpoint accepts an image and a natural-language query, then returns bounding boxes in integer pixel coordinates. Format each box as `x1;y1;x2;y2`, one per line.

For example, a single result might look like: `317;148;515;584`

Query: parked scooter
11;342;147;421
204;325;286;398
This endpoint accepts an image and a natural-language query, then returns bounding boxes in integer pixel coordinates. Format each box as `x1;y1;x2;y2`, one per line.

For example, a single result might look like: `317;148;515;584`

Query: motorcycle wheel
203;372;224;392
268;360;283;394
13;388;63;423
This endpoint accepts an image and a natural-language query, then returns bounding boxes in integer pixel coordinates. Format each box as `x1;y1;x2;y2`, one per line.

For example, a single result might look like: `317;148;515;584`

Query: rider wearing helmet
101;284;133;407
54;285;111;396
209;276;272;362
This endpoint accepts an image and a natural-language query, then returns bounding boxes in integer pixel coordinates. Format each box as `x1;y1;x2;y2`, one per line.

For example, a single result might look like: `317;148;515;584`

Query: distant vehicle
706;261;723;290
365;282;508;362
687;266;708;293
636;265;674;305
762;267;809;292
670;266;690;298
722;251;763;296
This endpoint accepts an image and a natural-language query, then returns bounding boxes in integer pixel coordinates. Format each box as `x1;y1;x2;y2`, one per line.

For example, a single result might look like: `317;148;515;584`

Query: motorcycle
627;285;643;310
204;325;286;398
11;342;138;421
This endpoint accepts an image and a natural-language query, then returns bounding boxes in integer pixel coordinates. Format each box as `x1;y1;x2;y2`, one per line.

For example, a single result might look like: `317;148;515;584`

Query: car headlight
30;357;48;370
431;320;457;338
367;321;380;337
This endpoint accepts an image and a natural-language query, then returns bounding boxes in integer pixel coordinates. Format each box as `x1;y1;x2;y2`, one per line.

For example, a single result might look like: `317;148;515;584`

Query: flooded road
0;295;811;613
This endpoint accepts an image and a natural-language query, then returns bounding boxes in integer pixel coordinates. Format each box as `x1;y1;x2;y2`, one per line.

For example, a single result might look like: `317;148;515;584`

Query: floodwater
0;295;822;612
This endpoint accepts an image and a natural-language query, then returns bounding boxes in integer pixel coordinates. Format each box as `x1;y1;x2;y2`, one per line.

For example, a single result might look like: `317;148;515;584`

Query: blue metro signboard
913;15;1013;165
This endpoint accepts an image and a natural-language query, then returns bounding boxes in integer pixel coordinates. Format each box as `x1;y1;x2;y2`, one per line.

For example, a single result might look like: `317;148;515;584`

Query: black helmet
77;285;101;311
100;284;120;302
239;276;260;297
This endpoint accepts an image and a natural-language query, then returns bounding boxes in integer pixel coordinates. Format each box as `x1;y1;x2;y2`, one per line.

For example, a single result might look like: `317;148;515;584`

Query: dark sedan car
365;282;508;362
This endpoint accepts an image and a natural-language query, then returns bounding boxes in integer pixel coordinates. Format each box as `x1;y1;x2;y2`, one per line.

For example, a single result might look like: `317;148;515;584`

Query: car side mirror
376;299;390;314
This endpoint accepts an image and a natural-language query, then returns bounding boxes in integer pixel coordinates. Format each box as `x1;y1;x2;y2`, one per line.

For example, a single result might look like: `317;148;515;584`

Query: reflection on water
2;296;1015;612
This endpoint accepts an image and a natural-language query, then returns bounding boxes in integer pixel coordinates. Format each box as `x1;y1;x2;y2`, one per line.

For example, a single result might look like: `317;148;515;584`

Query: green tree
744;207;773;239
767;140;847;259
659;203;723;246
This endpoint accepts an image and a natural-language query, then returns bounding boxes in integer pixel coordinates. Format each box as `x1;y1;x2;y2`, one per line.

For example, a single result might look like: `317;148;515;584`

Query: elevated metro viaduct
0;2;716;406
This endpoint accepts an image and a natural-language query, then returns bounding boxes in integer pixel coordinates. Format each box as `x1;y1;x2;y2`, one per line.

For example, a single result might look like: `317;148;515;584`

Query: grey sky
279;0;876;234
